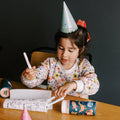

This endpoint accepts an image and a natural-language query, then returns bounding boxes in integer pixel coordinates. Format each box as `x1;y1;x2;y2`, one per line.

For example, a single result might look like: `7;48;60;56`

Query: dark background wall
0;0;120;106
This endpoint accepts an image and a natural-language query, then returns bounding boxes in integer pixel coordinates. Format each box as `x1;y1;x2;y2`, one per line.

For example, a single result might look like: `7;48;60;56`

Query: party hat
61;1;78;33
21;107;32;120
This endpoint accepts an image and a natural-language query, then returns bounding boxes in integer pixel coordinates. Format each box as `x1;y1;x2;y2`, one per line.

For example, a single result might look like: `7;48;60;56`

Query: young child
21;1;99;99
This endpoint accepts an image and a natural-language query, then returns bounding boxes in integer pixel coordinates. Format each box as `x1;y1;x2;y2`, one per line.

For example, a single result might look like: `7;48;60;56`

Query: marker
23;52;32;69
47;97;64;106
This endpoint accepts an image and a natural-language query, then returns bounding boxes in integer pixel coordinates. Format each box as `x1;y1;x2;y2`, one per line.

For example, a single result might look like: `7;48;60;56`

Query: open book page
3;89;53;112
10;89;52;99
3;99;51;112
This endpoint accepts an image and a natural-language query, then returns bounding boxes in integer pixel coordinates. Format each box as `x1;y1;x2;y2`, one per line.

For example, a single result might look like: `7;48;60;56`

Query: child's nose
62;50;68;57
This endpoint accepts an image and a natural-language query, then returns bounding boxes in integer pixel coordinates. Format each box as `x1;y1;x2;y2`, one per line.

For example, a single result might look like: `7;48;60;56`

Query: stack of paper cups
61;100;96;115
0;78;12;98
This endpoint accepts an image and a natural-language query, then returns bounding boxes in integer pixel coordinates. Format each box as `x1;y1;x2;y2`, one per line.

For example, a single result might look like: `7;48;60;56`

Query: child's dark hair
54;26;90;61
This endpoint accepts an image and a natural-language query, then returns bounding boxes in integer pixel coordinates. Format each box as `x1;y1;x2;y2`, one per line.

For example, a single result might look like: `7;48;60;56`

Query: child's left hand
54;82;77;97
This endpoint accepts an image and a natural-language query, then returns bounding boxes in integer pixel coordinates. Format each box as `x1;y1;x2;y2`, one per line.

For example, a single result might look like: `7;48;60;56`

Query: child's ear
79;46;85;55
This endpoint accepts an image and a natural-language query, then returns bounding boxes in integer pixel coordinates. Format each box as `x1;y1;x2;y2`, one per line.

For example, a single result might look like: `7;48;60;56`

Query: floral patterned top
21;57;99;99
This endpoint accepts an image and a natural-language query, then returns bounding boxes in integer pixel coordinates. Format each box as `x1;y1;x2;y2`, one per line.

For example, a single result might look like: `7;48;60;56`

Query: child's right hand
22;66;37;80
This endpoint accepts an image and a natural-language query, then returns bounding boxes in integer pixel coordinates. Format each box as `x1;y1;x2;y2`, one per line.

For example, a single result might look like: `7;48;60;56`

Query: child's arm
22;66;37;80
75;59;100;95
54;59;99;98
54;81;77;97
21;58;50;88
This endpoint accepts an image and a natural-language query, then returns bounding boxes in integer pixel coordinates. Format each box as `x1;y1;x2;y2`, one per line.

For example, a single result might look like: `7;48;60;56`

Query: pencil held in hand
23;52;32;69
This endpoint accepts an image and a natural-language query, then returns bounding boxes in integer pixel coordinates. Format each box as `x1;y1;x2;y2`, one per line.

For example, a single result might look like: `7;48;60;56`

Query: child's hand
22;66;37;80
54;82;77;97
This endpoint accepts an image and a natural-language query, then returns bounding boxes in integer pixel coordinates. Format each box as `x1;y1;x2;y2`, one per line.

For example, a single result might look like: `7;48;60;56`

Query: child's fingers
24;67;37;80
25;68;32;72
24;72;36;80
21;70;25;76
60;87;70;97
55;87;66;97
25;68;30;73
25;65;36;72
56;87;63;97
63;88;70;97
32;66;36;69
55;82;77;97
60;89;66;97
54;89;58;97
59;88;66;97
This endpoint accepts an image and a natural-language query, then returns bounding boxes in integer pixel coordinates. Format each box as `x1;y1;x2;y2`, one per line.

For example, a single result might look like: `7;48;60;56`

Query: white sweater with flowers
21;57;99;99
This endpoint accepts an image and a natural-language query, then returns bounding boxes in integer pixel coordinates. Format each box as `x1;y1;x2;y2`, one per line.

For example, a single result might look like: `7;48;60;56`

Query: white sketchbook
3;89;52;112
10;89;52;99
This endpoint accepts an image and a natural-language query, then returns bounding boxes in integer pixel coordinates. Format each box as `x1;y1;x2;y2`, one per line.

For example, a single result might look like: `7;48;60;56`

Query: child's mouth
62;59;67;62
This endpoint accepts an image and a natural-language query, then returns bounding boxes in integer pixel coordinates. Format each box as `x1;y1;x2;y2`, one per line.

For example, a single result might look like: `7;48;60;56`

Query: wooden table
0;78;120;120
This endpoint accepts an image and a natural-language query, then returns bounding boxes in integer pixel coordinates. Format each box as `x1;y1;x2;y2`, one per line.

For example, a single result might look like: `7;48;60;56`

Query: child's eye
58;47;64;50
69;49;74;52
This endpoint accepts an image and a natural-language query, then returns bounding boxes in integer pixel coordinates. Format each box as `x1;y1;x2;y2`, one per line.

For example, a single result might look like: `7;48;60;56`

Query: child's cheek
70;54;78;61
57;51;61;58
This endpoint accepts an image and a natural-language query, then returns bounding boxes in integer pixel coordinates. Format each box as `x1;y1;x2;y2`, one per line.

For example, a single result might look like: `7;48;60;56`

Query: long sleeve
21;58;50;88
75;59;100;96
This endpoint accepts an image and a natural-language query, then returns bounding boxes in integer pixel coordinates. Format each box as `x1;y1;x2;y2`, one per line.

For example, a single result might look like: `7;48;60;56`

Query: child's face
57;38;79;69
